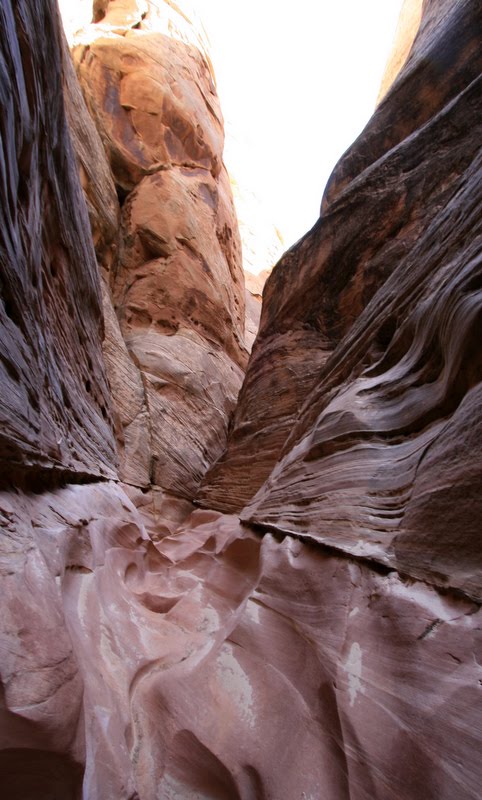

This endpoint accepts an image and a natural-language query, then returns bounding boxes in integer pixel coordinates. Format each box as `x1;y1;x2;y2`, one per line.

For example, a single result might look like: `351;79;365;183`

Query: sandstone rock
244;288;262;353
61;37;152;489
111;164;246;495
198;0;482;513
240;0;482;602
101;281;151;487
61;31;120;272
0;0;117;486
126;328;244;496
198;329;329;512
1;487;481;799
244;131;482;600
115;167;245;366
376;0;423;103
73;29;224;192
2;1;482;798
63;8;248;495
0;482;148;797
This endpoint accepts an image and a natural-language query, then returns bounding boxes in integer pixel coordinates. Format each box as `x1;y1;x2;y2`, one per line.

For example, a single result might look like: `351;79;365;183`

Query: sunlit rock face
198;0;482;513
62;0;247;496
1;0;482;798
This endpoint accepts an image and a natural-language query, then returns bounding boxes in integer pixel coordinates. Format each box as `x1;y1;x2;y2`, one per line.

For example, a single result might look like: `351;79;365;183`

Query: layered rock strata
0;0;117;487
198;0;482;513
244;117;482;600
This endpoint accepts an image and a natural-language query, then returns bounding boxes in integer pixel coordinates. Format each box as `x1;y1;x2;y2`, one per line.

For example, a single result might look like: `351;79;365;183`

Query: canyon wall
64;0;249;500
197;0;482;513
1;1;481;799
0;0;117;489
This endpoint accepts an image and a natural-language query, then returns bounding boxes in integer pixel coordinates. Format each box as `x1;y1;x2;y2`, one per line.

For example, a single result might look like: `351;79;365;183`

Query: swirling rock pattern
198;0;482;513
1;487;481;799
244;132;482;600
241;1;482;602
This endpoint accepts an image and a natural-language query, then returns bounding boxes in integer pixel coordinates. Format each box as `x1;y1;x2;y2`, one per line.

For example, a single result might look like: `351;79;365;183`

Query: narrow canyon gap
0;1;481;799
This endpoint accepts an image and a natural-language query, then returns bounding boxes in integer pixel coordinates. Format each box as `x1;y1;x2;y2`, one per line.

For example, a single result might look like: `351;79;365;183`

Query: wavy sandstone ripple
197;0;482;515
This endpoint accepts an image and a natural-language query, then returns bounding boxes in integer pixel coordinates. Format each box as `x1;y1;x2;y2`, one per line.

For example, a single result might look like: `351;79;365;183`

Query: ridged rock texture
1;0;482;799
0;0;117;488
197;0;482;513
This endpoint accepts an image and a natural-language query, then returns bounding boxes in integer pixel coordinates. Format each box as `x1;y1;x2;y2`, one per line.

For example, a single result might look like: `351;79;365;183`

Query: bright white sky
196;0;404;253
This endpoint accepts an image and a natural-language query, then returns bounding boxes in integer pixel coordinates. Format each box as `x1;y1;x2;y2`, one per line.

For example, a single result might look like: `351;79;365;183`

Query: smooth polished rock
1;487;480;799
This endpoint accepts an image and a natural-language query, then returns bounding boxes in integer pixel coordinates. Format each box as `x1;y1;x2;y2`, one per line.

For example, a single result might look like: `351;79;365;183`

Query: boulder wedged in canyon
197;0;482;513
1;0;482;798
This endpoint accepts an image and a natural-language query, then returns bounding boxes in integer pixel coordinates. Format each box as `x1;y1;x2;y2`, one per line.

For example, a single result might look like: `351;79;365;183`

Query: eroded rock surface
2;487;481;799
198;0;482;513
1;0;482;798
238;0;482;603
244;133;482;601
63;2;248;495
0;0;117;486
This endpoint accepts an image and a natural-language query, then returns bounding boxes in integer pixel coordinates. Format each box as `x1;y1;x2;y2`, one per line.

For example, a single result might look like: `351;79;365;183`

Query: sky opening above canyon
196;0;404;257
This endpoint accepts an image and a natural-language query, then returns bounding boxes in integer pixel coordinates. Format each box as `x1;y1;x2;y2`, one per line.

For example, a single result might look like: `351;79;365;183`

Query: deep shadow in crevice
0;748;83;800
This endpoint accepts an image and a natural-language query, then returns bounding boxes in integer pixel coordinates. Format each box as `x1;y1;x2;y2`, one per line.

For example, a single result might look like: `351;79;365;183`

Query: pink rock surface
1;487;481;798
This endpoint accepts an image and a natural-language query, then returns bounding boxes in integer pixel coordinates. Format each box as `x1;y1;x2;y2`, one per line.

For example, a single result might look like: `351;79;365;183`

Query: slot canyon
0;0;481;797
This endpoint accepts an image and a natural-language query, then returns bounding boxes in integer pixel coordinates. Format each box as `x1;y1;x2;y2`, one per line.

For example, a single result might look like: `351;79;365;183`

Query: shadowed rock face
0;0;117;487
1;0;482;798
0;749;83;799
243;133;482;600
238;0;482;602
198;0;482;513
